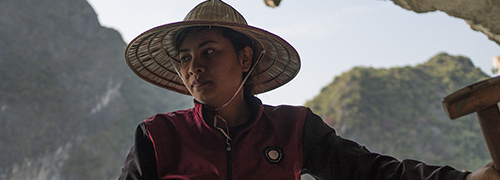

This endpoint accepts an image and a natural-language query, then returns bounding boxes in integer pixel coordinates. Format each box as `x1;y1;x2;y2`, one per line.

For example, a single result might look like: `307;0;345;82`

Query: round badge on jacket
263;147;283;164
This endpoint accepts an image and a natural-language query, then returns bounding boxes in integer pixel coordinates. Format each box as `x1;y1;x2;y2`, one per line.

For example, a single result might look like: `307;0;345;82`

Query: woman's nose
188;57;205;75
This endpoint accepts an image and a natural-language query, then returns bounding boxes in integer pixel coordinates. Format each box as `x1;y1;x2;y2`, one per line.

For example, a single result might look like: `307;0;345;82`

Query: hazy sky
87;0;500;106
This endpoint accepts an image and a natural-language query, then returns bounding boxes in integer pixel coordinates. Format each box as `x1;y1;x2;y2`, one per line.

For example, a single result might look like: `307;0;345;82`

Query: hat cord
205;50;266;112
205;50;265;140
213;114;232;146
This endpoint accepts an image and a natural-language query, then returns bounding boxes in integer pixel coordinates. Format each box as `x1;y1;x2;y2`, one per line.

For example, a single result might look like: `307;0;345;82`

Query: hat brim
125;20;300;95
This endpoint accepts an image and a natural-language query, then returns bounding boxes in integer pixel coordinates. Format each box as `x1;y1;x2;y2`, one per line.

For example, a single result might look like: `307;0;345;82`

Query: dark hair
175;26;257;95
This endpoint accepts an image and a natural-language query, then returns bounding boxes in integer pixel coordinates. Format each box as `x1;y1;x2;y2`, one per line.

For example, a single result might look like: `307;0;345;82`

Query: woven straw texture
125;0;300;95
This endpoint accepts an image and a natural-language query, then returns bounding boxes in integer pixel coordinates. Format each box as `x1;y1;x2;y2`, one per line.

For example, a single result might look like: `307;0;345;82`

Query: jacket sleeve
119;122;159;180
301;108;471;180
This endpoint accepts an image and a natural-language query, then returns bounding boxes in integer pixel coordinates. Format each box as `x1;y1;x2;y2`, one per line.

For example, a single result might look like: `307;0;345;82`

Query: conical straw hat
125;0;300;95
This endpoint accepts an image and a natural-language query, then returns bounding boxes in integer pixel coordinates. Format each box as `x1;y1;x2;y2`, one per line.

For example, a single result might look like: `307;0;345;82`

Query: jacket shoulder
263;104;309;115
262;104;309;124
142;108;195;128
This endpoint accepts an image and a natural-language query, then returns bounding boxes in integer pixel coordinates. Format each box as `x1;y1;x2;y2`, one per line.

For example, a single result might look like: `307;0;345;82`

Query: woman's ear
239;46;253;72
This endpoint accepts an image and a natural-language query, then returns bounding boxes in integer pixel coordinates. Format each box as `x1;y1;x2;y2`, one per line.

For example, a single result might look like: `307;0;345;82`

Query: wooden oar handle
477;104;500;171
443;76;500;119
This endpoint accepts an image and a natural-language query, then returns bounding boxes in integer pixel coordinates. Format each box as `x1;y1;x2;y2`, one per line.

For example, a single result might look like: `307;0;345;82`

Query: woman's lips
192;80;210;88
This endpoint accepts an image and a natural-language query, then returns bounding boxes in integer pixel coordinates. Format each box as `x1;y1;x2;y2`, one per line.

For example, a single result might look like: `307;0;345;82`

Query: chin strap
203;50;266;141
207;50;266;112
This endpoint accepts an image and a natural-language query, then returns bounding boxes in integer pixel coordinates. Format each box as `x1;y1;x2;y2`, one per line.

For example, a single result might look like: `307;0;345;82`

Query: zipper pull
226;138;232;151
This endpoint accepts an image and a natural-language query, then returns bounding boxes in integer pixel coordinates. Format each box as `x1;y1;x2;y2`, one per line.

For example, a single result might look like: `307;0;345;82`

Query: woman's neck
203;94;251;128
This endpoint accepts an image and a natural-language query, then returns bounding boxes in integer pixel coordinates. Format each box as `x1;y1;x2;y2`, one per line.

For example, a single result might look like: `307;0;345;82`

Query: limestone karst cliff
306;53;491;170
0;0;191;179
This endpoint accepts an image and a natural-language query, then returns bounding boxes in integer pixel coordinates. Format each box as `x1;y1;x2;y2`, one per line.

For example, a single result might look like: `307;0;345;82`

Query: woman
120;0;499;179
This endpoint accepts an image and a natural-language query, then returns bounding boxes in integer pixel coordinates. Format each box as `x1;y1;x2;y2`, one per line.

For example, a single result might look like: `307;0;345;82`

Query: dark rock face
391;0;500;46
0;0;191;179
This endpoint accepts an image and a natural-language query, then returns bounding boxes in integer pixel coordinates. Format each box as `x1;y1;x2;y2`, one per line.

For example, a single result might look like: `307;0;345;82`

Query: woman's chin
193;94;213;105
194;95;226;108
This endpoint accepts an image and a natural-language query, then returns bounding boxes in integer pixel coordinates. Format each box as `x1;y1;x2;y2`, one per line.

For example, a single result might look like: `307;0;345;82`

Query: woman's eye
204;49;215;55
179;56;191;63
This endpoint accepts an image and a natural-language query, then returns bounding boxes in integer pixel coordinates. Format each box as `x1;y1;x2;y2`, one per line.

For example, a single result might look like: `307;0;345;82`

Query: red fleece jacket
119;96;470;180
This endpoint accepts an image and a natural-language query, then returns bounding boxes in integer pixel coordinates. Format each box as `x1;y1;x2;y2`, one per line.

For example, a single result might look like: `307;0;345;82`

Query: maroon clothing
119;96;470;180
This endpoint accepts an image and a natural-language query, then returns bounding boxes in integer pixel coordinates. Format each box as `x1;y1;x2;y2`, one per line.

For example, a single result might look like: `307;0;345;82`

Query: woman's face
178;29;252;107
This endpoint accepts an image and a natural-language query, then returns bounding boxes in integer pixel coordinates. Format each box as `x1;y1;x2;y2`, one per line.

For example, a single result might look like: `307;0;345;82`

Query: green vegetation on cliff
306;53;491;170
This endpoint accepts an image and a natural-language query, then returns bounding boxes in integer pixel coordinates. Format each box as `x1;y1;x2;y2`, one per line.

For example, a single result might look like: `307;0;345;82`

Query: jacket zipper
226;138;232;180
213;126;233;180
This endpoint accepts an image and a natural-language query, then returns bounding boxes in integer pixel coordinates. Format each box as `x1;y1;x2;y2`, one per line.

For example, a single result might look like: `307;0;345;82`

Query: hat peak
183;0;247;25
